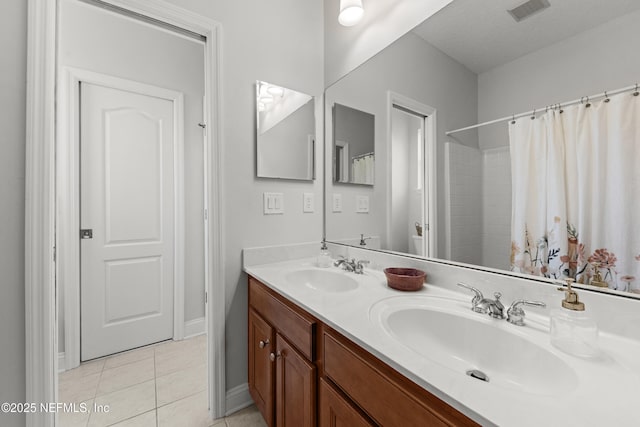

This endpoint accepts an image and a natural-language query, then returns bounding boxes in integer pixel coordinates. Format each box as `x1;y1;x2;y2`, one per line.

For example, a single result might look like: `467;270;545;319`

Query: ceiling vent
508;0;551;22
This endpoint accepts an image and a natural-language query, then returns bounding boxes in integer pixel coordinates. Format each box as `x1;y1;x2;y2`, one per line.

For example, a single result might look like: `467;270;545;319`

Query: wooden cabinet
248;276;479;427
248;309;274;424
275;333;316;427
318;378;373;427
249;277;317;427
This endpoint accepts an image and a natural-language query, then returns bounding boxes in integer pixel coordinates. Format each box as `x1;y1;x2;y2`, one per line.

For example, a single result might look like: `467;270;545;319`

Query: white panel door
80;82;175;361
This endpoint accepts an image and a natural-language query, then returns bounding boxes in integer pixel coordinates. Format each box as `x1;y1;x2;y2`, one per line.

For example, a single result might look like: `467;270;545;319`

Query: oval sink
370;297;579;395
286;269;358;293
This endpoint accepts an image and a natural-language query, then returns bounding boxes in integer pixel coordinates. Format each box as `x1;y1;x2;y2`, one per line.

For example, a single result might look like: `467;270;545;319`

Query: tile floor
58;335;267;427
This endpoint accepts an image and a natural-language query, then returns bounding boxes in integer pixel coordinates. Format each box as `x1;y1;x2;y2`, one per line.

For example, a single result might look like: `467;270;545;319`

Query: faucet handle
354;260;369;274
507;300;546;326
457;282;484;306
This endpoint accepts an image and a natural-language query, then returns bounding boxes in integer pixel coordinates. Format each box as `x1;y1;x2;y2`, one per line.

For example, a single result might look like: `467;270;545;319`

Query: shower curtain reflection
509;92;640;293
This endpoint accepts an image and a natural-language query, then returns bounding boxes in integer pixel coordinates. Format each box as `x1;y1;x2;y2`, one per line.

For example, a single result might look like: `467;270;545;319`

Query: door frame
59;67;186;368
386;91;438;258
25;0;226;425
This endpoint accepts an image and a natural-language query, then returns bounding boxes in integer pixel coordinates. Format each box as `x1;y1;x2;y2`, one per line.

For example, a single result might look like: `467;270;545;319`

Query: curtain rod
445;83;639;136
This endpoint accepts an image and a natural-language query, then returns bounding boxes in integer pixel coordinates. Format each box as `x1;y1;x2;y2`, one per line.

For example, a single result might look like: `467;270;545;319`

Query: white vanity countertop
244;258;640;427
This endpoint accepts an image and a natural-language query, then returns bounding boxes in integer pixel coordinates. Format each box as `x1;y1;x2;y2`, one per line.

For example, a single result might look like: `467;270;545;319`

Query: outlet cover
332;194;342;212
303;193;314;213
263;192;284;214
356;195;369;213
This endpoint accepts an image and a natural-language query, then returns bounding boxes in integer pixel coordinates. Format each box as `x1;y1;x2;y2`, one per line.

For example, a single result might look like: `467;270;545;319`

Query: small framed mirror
256;80;315;181
333;103;375;185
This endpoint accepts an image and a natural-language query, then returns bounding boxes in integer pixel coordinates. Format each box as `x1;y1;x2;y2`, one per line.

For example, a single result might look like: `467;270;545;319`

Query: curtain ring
558;103;564;114
603;91;610;103
531;109;536;120
585;96;591;108
634;83;639;97
511;114;515;125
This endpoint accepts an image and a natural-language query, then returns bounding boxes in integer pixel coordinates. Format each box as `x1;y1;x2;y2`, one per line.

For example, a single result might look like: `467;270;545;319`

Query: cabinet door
249;309;275;426
275;333;316;427
319;378;373;427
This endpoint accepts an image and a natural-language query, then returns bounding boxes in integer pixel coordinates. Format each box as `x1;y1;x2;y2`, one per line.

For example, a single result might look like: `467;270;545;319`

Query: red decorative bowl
384;268;426;291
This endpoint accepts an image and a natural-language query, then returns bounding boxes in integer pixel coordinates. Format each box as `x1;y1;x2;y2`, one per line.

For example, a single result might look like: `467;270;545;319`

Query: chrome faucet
457;282;505;319
506;300;546;326
334;256;369;274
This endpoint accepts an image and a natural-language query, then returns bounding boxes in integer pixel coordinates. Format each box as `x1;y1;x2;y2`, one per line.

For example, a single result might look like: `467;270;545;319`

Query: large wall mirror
256;80;315;180
324;0;640;298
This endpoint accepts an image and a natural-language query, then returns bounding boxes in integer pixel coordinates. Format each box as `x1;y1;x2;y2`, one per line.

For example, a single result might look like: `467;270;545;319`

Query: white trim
335;140;350;183
184;317;206;338
58;67;186;368
26;0;226;424
26;1;57;426
225;383;253;416
58;353;66;373
386;91;438;258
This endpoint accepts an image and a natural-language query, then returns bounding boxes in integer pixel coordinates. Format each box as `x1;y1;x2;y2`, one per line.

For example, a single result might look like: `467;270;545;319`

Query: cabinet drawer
249;277;316;360
323;329;479;427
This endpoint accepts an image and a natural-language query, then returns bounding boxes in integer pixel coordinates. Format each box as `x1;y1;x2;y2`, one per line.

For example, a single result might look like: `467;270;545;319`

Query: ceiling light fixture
267;86;285;97
339;0;364;27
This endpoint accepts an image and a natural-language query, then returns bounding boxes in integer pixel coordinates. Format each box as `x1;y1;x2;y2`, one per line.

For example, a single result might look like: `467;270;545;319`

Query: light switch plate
332;194;342;212
356;195;369;213
303;193;314;213
263;192;284;214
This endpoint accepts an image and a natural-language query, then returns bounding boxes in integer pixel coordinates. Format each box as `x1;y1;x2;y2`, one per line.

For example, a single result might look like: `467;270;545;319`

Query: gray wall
0;2;27;426
325;32;477;256
163;0;324;392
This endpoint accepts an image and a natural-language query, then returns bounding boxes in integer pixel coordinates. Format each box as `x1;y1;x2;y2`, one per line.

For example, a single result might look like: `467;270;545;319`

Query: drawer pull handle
259;339;269;349
269;351;282;362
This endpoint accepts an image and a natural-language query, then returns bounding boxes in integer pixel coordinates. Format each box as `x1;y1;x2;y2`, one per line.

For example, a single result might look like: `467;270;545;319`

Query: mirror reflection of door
390;105;429;257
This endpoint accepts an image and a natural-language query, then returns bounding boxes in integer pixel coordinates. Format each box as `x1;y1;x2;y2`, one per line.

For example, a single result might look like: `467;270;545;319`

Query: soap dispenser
550;278;599;358
317;239;332;268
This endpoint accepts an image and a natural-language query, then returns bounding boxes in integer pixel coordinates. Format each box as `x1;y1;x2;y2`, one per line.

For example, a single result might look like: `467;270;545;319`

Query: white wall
325;32;477;256
324;0;453;85
0;1;27;425
481;147;511;270
444;142;482;265
163;0;324;392
478;9;640;150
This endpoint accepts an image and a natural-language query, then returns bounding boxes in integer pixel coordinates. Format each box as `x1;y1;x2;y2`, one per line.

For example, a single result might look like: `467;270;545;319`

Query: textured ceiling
412;0;640;74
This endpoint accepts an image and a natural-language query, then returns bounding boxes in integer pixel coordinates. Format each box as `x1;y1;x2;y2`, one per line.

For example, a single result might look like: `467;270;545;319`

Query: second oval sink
370;296;579;396
286;269;358;293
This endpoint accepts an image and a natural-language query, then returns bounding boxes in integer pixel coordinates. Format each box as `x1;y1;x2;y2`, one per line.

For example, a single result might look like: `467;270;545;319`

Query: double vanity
244;243;640;426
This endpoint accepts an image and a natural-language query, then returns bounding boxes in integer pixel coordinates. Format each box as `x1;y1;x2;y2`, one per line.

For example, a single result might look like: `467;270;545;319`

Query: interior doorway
26;0;225;423
387;91;437;259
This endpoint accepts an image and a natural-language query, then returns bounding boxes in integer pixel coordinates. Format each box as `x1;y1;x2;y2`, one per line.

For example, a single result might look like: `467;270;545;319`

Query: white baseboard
225;383;253;416
58;352;66;373
184;317;206;338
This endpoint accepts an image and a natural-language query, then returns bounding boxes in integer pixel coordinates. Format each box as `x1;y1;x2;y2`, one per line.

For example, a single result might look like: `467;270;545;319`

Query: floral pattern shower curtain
509;92;640;293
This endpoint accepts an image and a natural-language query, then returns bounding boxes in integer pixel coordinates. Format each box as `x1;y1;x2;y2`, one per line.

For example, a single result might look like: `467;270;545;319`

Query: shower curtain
509;92;640;292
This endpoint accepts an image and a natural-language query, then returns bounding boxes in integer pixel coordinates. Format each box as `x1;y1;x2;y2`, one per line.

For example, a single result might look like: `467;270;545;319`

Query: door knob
269;351;282;362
